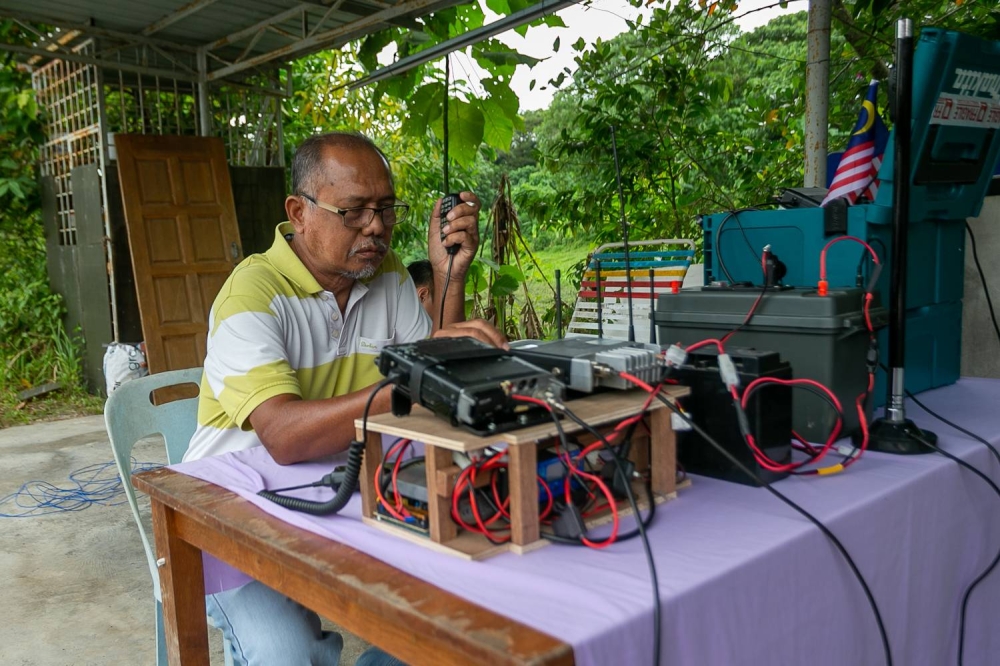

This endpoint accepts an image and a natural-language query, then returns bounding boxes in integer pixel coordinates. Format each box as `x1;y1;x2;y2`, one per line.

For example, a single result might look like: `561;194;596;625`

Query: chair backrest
567;239;695;342
104;367;203;600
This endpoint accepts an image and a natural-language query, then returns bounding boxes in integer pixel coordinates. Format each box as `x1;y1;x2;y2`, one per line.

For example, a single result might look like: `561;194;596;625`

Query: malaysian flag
822;81;890;206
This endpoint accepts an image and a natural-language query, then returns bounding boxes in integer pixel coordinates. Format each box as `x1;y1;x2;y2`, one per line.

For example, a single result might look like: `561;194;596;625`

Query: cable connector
671;411;693;432
835;443;860;458
817;279;829;296
865;339;879;373
599;452;636;499
552;500;586;539
735;405;752;438
717;353;740;390
866;263;883;294
664;344;687;368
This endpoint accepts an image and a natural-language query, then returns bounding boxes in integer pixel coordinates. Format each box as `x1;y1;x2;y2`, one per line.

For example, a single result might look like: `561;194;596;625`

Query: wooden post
649;407;676;497
508;442;539;547
151;501;209;666
425;444;459;543
359;430;384;519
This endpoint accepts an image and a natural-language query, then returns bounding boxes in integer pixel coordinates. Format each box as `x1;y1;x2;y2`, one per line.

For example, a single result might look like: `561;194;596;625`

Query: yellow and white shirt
184;222;431;461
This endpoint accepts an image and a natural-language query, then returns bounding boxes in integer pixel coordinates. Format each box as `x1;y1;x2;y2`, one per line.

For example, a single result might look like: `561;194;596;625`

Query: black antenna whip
443;55;450;192
610;125;635;342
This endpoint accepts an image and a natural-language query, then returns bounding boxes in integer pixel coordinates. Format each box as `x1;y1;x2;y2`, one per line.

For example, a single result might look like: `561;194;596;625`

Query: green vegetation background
1;0;994;425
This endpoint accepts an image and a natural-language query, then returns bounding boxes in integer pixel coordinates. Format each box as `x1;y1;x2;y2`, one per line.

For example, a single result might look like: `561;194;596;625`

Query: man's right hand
431;318;508;349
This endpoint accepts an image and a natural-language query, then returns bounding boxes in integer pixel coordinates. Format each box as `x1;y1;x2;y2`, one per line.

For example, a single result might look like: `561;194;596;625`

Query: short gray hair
290;132;393;196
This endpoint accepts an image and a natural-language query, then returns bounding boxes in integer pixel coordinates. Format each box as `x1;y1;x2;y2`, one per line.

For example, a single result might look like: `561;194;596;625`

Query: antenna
595;259;603;339
648;267;657;345
610;125;636;342
555;269;563;339
443;55;450;192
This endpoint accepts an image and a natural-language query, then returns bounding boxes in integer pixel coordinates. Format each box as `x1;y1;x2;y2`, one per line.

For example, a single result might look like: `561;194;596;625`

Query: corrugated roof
0;0;465;83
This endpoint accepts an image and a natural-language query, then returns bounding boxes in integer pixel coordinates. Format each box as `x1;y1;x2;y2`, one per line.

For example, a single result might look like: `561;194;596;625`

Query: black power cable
965;221;1000;350
909;433;1000;666
652;392;893;666
904;386;1000;468
555;403;662;666
894;380;1000;666
714;204;773;284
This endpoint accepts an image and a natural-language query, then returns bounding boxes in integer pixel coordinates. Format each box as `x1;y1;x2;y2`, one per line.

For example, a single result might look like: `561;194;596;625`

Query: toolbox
656;286;888;442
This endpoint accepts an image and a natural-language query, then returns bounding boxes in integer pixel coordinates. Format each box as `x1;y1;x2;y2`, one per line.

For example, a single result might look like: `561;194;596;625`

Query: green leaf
553;36;561;52
490;274;519;297
542;15;566;28
438;100;484;166
358;31;394;72
498;264;524;281
402;82;444;137
7;180;23;199
573;37;586;52
479;257;502;272
481;97;516;151
529;79;536;91
482;78;519;119
485;0;511;15
473;39;542;77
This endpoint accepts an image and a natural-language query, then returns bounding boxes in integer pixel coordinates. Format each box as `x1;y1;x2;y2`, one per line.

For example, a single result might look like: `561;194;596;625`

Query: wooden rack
356;386;690;560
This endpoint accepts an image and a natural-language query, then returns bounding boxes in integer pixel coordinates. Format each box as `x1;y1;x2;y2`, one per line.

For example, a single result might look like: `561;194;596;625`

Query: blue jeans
207;580;405;666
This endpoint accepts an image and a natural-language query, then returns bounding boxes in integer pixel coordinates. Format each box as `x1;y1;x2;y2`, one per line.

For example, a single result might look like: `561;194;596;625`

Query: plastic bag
103;342;148;395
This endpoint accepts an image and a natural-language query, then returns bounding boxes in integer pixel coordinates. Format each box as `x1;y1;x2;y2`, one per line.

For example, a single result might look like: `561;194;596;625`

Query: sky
452;0;806;111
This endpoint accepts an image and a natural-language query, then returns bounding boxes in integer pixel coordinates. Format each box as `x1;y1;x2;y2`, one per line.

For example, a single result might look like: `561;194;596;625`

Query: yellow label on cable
817;464;845;476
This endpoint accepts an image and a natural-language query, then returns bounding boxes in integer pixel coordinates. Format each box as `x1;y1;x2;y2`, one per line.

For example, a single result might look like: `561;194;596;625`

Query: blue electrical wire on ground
0;458;162;518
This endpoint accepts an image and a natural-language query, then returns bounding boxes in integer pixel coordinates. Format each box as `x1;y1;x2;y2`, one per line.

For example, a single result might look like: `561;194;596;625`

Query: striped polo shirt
184;222;431;461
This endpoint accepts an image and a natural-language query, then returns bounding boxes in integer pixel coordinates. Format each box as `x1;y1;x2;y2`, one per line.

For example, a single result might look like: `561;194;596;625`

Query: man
184;132;506;665
406;259;434;318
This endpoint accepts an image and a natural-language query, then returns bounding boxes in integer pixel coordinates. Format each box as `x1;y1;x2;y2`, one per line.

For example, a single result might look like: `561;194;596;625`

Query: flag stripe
822;81;888;207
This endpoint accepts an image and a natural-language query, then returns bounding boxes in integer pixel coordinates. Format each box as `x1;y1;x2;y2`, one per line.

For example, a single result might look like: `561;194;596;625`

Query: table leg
359;430;384;519
649;407;677;496
425;444;459;543
508;442;539;547
151;500;209;666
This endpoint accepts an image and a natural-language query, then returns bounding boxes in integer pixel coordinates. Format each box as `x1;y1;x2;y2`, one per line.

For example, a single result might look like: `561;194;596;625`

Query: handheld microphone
439;193;462;256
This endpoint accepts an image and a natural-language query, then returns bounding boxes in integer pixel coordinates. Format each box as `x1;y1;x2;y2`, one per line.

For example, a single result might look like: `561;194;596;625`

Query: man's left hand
428;191;481;277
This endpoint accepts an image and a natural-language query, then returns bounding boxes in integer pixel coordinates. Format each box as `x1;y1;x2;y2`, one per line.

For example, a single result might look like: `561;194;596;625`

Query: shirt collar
265;222;324;295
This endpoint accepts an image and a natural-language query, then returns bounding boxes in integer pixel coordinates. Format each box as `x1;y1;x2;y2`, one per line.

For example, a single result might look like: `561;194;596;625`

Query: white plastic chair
104;367;234;666
567;238;696;343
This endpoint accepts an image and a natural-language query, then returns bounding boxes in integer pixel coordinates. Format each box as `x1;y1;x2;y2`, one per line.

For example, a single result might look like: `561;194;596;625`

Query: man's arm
248;384;392;465
427;192;480;330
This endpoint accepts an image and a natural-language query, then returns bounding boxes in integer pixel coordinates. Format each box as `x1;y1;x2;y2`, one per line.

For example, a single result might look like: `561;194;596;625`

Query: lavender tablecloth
172;378;1000;666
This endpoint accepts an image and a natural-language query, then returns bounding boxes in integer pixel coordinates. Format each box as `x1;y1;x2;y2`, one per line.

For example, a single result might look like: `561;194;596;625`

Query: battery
656;286;888;442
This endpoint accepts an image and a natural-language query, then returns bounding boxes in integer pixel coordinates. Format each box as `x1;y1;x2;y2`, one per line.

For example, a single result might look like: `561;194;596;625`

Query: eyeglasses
299;193;410;229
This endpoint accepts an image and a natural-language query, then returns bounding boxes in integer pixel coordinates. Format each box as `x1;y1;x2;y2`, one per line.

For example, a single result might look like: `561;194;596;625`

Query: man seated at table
407;259;435;318
183;131;506;666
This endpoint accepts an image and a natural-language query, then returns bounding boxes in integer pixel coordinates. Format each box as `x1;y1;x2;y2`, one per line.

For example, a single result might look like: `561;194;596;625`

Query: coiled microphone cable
258;375;396;515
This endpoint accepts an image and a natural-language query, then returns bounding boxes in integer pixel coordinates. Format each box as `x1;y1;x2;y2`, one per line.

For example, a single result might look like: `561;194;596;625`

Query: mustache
349;238;389;257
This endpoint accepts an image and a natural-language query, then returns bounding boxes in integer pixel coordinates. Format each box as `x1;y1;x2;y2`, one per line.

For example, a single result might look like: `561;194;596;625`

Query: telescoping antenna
610;125;636;343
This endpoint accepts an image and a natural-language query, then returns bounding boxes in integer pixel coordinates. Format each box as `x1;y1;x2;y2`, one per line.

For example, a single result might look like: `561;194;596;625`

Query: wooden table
134;467;575;666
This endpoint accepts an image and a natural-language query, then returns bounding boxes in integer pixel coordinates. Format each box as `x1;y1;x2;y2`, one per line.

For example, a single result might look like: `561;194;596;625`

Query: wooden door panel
116;134;243;395
190;217;227;261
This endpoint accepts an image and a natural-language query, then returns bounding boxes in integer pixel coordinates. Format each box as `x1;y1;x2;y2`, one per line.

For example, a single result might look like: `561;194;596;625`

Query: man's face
290;145;395;285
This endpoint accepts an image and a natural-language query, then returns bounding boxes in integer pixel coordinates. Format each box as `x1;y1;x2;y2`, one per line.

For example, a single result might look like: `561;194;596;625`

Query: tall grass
0;216;93;424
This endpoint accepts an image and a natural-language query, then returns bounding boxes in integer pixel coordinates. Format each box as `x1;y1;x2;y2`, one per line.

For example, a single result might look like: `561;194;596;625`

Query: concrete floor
0;415;371;665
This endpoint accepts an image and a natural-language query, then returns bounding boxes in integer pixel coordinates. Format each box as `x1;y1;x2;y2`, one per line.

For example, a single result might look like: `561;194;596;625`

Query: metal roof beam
0;41;199;82
142;0;220;36
205;0;459;81
204;4;310;51
0;9;199;53
348;0;578;89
